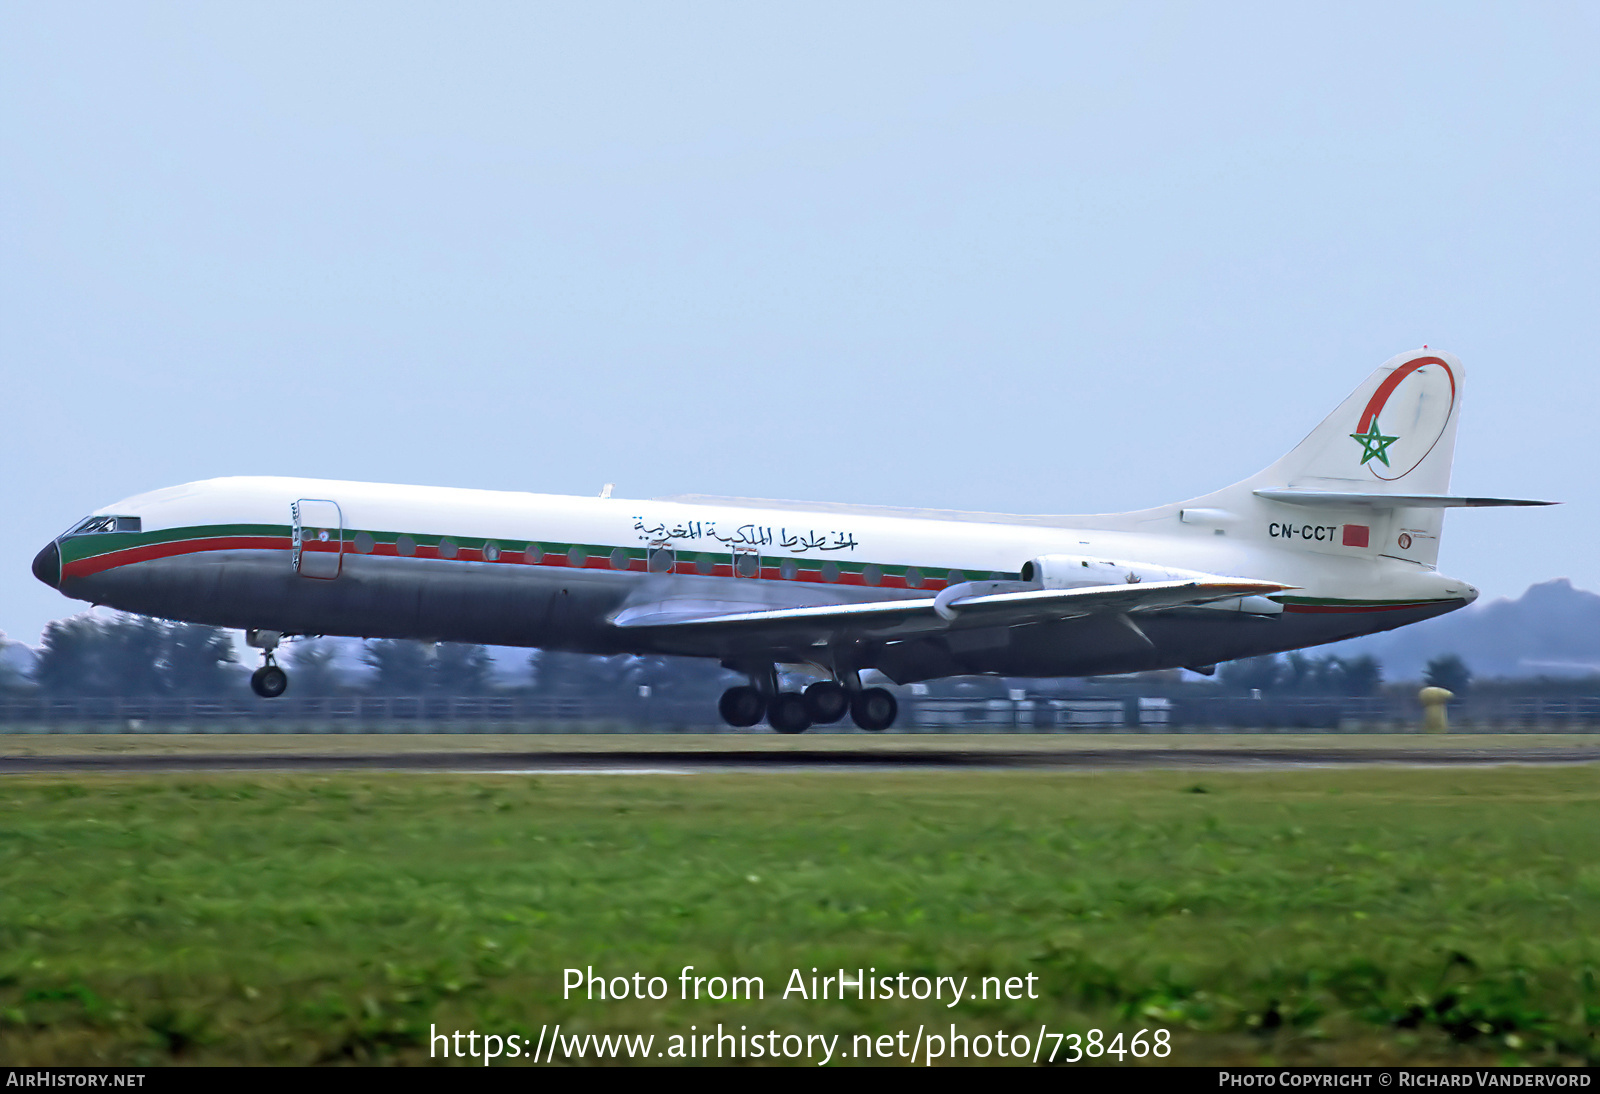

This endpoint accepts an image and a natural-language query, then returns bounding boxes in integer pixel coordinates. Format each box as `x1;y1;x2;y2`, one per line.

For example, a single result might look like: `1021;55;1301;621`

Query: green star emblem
1350;418;1399;467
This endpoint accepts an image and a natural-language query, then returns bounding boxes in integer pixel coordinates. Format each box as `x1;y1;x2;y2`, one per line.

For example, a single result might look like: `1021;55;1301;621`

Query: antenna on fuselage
599;483;614;499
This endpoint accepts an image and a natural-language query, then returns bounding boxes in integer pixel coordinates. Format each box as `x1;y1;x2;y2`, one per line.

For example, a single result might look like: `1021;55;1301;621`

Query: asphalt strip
2;746;1598;774
474;768;697;776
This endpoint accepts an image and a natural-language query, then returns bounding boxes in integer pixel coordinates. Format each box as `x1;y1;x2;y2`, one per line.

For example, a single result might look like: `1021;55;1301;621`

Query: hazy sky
3;2;1596;648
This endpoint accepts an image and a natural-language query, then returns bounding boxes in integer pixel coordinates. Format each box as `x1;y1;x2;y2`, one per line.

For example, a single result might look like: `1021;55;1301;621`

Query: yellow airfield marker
1419;686;1454;733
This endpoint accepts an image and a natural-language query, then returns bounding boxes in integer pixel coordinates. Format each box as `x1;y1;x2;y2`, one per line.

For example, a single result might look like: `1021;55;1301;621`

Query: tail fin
1253;349;1464;495
1178;349;1466;568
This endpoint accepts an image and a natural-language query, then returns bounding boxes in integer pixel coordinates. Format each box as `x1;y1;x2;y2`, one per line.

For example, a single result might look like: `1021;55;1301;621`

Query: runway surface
5;743;1599;774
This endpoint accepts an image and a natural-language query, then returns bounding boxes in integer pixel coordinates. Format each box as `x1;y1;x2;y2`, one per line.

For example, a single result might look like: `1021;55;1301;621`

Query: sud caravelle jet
32;349;1551;733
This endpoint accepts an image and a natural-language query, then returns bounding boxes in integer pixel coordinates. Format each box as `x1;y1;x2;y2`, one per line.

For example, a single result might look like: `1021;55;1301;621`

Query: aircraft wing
610;577;1290;648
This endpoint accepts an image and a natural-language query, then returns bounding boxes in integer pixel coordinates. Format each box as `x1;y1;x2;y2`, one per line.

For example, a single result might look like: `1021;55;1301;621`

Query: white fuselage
40;475;1475;682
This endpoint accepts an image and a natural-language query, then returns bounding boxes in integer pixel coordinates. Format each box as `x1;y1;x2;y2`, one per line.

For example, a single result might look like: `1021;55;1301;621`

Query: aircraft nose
1463;584;1479;604
31;540;60;588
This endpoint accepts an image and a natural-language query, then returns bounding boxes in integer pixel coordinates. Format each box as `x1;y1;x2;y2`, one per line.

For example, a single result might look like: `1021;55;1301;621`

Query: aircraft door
292;499;345;579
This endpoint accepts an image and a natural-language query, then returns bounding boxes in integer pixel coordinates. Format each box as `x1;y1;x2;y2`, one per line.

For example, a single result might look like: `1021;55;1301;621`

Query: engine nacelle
1017;554;1284;614
1019;554;1203;589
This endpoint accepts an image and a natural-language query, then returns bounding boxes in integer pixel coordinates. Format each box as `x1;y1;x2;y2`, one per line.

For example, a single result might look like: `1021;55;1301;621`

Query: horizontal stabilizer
612;577;1291;646
1254;489;1556;509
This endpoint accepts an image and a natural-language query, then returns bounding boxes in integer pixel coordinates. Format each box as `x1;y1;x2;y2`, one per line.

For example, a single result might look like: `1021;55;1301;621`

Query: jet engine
1019;554;1283;613
1019;554;1202;589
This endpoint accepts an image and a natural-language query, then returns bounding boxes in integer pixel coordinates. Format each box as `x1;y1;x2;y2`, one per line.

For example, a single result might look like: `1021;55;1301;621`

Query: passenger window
863;564;882;586
904;566;923;589
649;547;675;573
779;558;798;580
354;532;376;554
397;535;417;557
568;546;587;567
525;542;543;564
821;561;840;583
610;548;629;570
483;542;501;562
438;537;459;560
696;553;715;575
946;569;964;585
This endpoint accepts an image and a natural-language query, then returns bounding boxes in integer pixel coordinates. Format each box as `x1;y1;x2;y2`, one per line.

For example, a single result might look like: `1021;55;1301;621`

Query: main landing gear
716;670;897;733
246;629;289;699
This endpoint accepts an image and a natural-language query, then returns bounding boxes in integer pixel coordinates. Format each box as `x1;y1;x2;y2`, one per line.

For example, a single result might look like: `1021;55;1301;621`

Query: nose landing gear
246;629;289;699
251;663;289;699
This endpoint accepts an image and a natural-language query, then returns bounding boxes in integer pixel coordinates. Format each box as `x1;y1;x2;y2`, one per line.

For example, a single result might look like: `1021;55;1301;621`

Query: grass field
1;762;1597;1066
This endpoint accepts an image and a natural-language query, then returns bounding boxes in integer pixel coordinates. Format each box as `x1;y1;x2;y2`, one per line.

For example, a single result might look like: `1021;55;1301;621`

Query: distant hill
1324;578;1600;680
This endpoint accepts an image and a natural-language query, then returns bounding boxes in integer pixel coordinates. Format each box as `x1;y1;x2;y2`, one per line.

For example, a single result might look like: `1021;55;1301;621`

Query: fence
2;693;1598;732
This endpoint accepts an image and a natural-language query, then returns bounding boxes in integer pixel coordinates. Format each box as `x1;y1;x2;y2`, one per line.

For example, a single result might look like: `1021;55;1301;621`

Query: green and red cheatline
59;523;1012;591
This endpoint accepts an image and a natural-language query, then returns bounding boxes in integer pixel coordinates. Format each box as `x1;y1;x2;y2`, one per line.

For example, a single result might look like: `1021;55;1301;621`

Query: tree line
0;613;1505;701
6;613;741;702
1215;651;1474;696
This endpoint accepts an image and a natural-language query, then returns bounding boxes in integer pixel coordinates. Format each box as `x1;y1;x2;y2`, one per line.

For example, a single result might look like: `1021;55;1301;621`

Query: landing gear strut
719;661;817;733
715;663;899;733
715;683;817;733
246;629;289;699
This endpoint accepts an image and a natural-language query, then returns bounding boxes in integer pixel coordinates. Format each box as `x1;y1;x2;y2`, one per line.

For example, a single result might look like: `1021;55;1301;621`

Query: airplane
31;349;1551;733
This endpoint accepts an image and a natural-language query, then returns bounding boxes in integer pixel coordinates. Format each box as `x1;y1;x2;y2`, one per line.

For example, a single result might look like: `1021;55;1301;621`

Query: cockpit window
65;516;140;536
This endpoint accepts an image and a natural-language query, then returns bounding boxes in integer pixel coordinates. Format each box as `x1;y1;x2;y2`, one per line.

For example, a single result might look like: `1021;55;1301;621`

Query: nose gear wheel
250;663;289;699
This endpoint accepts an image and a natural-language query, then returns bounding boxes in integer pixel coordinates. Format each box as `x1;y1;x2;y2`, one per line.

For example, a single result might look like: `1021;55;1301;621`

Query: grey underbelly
924;601;1463;681
64;551;914;654
63;550;1464;674
66;551;602;648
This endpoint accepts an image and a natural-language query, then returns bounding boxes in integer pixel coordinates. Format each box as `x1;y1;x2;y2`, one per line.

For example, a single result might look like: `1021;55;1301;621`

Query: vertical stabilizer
1255;349;1463;496
1175;350;1467;568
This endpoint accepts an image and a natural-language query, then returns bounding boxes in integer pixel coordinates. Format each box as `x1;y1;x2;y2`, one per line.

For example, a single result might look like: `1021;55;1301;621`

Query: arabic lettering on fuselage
632;517;859;553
